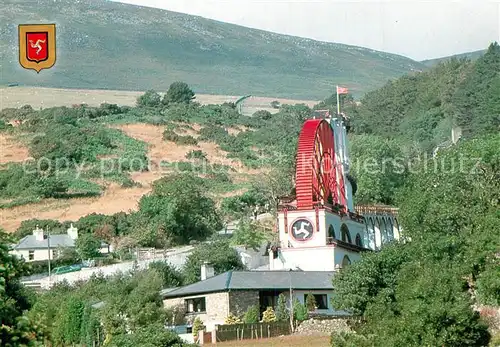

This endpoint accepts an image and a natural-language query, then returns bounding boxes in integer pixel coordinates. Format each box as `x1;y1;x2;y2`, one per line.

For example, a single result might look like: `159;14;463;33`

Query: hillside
421;49;486;67
1;0;424;99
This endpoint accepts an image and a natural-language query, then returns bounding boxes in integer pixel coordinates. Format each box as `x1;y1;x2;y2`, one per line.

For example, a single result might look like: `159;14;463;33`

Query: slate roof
13;234;108;250
161;270;335;299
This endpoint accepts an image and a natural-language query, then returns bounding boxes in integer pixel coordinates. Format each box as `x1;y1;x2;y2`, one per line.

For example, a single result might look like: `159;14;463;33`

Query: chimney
33;225;45;241
200;262;215;281
67;223;78;240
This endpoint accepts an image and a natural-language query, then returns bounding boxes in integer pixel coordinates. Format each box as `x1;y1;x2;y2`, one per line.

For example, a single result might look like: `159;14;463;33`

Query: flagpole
336;85;341;116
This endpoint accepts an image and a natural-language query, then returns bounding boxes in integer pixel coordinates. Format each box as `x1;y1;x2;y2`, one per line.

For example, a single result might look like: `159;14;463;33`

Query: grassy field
1;0;424;99
0;87;318;113
211;335;330;347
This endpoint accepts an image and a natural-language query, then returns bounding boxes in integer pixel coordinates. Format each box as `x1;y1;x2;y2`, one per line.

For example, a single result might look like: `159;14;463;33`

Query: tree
133;173;222;247
53;295;85;345
330;134;498;346
348;134;407;205
148;262;184;288
243;305;260;323
182;239;245;284
261;307;277;323
305;293;317;312
163;82;195;105
292;298;308;322
230;218;272;251
75;233;101;260
0;232;41;346
275;293;289;322
136;89;161;107
192;317;204;338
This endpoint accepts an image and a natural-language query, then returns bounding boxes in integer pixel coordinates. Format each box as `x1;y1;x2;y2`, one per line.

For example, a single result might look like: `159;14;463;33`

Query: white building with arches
268;116;401;272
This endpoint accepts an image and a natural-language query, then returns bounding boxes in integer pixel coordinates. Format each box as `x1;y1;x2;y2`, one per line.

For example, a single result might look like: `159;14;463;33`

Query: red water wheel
295;119;338;209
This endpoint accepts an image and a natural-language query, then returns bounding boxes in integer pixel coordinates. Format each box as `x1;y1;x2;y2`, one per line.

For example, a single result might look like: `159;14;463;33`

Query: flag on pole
336;86;349;94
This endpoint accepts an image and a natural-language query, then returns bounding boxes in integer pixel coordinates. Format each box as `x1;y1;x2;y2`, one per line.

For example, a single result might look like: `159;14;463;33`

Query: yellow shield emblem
19;24;56;73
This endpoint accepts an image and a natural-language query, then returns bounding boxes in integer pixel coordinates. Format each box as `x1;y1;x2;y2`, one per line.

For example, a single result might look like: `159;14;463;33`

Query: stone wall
163;292;230;331
229;290;260;316
295;317;352;336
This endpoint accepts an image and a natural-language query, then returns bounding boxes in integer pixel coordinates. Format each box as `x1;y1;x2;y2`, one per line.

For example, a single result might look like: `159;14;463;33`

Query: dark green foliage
230;218;272;251
0;119;12;131
220;190;267;220
275;294;289;322
108;323;192;347
452;43;500;137
243;305;260;323
137;89;162;107
75;233;102;260
163;82;195;105
305;293;316;312
331;134;499;346
133;173;222;247
476;262;500;306
292;298;308;322
0;232;42;346
185;150;207;160
0;164;69;200
148;261;184;288
353;43;500;154
14;219;66;240
182;239;245;284
163;129;198;145
348;134;407;205
53;295;85;345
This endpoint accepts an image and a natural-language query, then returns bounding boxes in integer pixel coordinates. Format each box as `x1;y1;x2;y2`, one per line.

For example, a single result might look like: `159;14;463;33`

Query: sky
113;0;500;61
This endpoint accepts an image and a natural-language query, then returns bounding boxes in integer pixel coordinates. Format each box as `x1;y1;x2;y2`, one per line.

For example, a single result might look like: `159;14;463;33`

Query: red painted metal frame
295;119;339;209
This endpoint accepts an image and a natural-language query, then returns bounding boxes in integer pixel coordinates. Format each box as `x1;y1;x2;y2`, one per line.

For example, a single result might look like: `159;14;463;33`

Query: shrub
163;82;195;105
305;293;317;312
292;298;308;322
261;307;277;323
162;129;197;145
243;305;260;323
185;150;207;160
192;317;204;338
137;90;161;107
276;293;289;322
224;314;242;325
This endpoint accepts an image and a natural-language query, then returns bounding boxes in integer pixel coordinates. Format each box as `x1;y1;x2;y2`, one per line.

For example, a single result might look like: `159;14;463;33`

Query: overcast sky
114;0;499;61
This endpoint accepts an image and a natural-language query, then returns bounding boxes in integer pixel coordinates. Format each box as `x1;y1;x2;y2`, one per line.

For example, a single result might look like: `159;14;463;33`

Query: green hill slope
1;0;424;99
421;49;486;67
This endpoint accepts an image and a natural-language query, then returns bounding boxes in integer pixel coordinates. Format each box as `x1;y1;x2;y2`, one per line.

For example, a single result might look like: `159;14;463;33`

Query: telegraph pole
47;226;51;279
289;269;294;333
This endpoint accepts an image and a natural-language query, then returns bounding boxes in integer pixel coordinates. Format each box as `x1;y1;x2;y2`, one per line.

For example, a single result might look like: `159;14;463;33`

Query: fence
214;322;291;342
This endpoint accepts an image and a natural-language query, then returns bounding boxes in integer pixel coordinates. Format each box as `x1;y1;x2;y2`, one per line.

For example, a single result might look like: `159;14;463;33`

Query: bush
163;82;195;105
243;305;260;323
292;298;308;322
276;294;289;322
192;317;204;338
136;90;161;107
261;307;277;323
224;314;242;325
162;129;197;145
185;150;207;160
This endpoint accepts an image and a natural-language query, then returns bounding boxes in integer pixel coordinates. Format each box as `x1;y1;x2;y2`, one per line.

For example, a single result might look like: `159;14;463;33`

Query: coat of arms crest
19;24;56;73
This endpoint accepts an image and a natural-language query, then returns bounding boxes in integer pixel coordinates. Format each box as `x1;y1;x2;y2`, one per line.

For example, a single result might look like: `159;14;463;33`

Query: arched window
355;233;363;247
340;224;351;243
328;225;336;239
342;255;351;267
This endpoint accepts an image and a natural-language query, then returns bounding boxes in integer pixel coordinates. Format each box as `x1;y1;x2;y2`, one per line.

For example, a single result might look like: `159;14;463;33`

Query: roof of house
161;270;335;299
13;234;108;250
